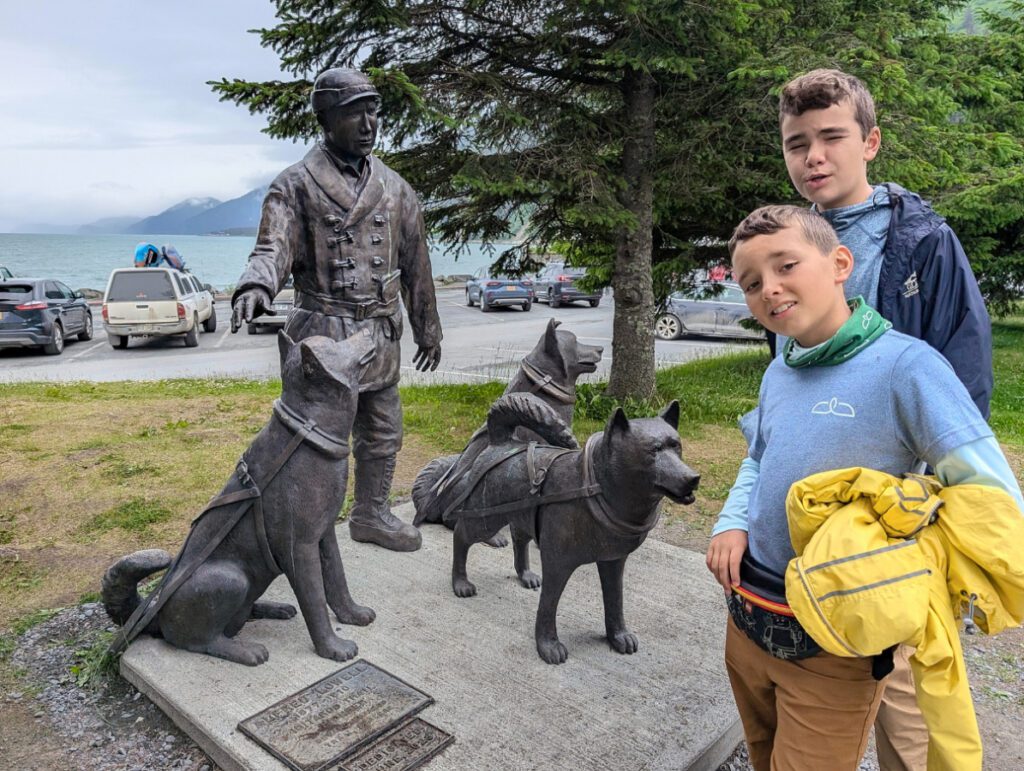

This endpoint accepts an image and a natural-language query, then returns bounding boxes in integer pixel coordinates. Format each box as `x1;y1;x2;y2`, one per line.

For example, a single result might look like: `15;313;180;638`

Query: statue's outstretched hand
230;288;272;333
413;343;441;372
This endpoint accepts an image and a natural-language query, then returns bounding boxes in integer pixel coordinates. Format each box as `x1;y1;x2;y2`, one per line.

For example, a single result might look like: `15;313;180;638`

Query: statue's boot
348;455;422;552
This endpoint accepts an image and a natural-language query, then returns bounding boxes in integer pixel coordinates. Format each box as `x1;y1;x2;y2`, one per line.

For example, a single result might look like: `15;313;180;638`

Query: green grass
989;318;1024;446
84;498;175;534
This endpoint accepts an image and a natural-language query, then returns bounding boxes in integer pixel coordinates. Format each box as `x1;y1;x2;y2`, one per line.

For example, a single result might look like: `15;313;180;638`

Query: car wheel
549;289;561;309
522;301;531;312
184;315;199;347
109;333;128;349
480;295;492;313
78;312;94;341
655;314;683;340
247;322;258;335
203;310;217;333
589;298;600;308
466;290;474;307
43;322;64;355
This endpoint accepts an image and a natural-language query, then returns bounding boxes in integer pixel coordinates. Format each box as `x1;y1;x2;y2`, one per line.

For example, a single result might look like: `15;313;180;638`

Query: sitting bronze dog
102;331;376;666
416;393;700;664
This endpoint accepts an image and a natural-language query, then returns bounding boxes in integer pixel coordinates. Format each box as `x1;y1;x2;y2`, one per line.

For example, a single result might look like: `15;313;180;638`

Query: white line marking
212;325;233;349
68;340;106;360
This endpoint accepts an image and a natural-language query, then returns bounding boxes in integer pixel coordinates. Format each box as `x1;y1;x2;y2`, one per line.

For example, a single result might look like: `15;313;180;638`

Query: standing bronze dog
419;394;700;664
102;331;376;666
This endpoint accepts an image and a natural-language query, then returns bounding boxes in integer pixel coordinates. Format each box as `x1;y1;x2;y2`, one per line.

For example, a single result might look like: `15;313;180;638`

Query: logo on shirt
902;271;919;298
811;397;856;418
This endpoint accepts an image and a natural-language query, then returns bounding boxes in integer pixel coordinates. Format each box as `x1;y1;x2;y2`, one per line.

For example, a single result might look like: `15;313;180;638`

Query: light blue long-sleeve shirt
712;436;1024;537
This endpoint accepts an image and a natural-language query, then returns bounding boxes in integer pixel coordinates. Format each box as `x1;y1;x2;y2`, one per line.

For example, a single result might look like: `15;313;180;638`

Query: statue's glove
412;343;441;372
230;288;273;333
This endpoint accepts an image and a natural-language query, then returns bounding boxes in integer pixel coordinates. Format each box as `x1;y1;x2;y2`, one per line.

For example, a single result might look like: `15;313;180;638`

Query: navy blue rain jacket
876;183;993;418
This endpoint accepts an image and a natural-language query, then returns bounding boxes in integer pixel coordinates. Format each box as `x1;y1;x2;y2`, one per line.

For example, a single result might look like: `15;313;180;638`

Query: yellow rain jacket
784;468;1024;771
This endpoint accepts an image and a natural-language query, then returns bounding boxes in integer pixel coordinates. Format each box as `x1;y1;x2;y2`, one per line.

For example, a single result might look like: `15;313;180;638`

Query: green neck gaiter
783;297;892;368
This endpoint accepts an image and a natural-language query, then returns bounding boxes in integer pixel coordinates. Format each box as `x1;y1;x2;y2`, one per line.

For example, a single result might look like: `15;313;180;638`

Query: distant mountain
125;197;222;235
77;216;142;234
183;186;267;235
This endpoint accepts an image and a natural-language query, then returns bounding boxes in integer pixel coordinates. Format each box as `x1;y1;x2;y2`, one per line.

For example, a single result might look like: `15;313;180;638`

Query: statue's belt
108;400;349;656
296;282;400;321
443;434;659;541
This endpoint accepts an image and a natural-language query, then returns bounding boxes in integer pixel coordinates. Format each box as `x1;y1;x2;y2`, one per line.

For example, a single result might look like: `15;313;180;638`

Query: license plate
504;286;517;292
273;303;290;311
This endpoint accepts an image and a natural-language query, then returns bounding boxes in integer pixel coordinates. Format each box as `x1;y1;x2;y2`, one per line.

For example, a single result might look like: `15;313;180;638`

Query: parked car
533;263;602;308
655;282;764;341
0;265;13;280
0;278;94;355
101;267;216;349
465;268;534;312
248;277;295;334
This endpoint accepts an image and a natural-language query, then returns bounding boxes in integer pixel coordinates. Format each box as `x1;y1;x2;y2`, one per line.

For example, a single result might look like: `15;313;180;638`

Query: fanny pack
728;551;823;661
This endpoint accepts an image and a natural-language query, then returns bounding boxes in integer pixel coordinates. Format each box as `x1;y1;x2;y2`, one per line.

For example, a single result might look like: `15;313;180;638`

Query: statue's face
321;97;379;164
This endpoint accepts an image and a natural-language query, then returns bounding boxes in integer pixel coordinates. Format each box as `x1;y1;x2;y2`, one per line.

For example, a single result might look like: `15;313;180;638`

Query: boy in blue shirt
777;69;994;770
706;205;1021;771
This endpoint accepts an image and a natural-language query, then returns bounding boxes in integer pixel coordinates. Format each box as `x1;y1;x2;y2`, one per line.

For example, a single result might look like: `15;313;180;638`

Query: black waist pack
727;551;823;661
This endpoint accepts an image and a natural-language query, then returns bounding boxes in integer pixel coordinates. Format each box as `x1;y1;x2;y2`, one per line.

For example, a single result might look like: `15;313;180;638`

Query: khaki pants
724;619;887;771
874;645;928;771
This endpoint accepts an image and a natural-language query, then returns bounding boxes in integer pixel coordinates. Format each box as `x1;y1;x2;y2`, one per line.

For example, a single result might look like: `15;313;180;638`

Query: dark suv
534;263;602;308
0;278;94;355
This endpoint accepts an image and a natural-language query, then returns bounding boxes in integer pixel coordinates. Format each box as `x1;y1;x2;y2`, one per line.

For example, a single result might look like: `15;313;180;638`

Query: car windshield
108;272;176;301
0;284;34;300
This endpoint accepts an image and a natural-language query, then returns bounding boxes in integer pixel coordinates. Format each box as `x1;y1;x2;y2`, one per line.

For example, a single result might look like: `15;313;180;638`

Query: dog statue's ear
660;400;680;430
299;339;330;381
607;406;630;435
543;317;562;355
277;330;295;364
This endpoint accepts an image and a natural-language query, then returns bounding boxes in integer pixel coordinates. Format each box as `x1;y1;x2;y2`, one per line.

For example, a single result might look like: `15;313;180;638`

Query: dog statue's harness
442;434;661;544
109;399;349;655
519;357;576;406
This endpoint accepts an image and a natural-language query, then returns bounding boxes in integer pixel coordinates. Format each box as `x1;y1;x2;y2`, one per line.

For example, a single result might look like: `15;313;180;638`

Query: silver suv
102;268;216;349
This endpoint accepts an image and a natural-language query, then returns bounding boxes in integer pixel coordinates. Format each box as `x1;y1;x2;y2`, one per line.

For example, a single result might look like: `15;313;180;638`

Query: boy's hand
706;530;748;596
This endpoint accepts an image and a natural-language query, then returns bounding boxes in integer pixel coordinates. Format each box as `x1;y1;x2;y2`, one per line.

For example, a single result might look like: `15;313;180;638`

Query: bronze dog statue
102;331;376;666
417;393;700;664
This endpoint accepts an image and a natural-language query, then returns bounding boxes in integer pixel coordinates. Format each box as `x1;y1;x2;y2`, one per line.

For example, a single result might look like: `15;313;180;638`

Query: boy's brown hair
728;205;839;259
779;69;877;138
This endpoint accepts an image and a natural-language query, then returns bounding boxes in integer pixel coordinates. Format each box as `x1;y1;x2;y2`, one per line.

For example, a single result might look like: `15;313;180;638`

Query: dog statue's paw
207;637;270;666
250;601;297;620
333;602;376;626
518;570;541;590
483;532;509;548
315;635;358;663
608;630;639;655
452;577;477;598
537;638;568;665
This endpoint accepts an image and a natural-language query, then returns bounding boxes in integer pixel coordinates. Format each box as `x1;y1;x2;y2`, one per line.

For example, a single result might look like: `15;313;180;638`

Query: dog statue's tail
412;454;460;526
101;549;172;626
487;393;578;448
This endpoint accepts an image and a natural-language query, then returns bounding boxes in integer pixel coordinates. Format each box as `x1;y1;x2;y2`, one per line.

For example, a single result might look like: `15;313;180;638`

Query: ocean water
0;233;510;292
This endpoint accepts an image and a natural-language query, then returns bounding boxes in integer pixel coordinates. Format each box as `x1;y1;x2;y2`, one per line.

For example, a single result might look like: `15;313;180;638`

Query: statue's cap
311;68;380;113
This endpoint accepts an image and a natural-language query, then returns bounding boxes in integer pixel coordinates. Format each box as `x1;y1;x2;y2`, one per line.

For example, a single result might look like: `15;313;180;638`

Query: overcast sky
0;1;312;231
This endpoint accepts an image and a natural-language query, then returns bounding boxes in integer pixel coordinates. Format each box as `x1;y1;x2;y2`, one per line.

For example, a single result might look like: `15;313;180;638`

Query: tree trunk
606;67;657;400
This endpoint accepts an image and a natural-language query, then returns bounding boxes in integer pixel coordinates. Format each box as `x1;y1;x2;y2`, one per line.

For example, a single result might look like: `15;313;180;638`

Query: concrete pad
122;503;742;771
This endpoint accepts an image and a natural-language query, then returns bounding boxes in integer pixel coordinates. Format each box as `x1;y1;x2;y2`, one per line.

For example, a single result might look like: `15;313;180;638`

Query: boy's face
732;224;853;347
781;100;881;210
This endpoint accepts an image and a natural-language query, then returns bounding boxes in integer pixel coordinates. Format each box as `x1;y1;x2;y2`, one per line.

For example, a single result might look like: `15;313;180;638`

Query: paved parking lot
0;287;760;383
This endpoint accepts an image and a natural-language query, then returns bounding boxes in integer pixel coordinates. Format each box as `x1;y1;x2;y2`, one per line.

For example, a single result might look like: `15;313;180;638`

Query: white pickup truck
101;267;216;349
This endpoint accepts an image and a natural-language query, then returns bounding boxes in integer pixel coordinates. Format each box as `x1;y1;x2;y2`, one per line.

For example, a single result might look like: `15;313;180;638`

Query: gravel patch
5;603;212;770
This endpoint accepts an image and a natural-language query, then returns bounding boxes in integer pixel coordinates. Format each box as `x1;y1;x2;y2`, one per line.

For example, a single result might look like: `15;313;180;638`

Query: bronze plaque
238;660;433;771
335;718;454;771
